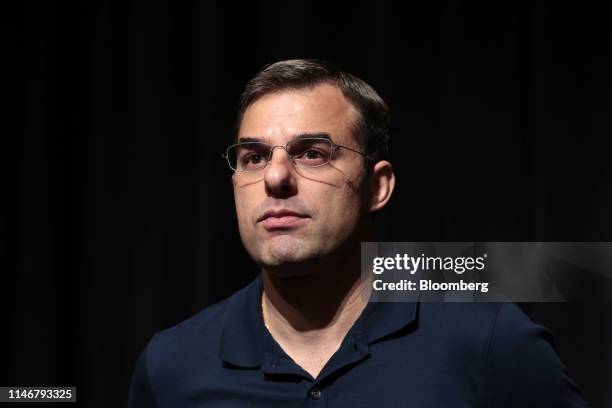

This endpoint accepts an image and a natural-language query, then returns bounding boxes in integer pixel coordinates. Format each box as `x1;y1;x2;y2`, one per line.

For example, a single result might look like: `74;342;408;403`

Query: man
129;59;588;407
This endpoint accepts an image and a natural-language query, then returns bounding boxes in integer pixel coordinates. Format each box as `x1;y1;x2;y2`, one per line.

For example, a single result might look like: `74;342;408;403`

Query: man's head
229;59;395;276
235;59;391;171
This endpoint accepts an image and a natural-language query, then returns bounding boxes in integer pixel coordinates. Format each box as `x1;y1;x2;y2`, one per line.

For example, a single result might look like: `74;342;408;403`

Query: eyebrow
237;132;332;144
237;137;265;144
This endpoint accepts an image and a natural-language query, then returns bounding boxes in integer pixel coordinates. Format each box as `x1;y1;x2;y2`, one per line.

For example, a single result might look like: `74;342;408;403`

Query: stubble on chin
258;235;309;266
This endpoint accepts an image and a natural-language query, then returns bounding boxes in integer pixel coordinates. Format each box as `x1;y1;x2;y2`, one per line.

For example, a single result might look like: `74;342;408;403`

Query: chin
263;245;308;265
256;239;321;272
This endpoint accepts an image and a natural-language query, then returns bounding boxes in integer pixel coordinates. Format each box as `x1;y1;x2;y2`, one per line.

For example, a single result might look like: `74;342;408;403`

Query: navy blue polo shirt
129;275;588;407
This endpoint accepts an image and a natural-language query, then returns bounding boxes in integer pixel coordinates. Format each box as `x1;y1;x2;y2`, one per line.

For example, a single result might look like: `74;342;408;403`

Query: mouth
258;209;309;230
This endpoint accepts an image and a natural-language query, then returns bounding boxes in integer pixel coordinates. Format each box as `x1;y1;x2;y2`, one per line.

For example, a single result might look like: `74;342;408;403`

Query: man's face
233;83;371;274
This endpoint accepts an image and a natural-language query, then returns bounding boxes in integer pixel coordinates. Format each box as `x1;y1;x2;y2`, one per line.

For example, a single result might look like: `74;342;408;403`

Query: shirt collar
359;296;418;344
218;274;270;367
218;274;418;367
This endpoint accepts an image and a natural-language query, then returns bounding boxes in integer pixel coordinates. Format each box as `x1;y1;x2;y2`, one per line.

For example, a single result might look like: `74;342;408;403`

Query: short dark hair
235;59;391;170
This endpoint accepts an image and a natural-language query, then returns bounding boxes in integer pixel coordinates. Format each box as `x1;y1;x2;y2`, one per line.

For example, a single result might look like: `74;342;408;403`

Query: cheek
315;182;364;229
233;190;252;232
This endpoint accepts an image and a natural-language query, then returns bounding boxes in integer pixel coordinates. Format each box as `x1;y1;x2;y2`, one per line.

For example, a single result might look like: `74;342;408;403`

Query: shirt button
309;388;322;400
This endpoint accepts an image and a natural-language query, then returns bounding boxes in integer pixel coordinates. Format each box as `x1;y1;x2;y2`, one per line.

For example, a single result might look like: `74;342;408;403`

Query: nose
263;146;297;197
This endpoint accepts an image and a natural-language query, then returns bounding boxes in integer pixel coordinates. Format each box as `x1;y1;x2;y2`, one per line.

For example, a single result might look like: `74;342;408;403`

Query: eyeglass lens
228;138;333;171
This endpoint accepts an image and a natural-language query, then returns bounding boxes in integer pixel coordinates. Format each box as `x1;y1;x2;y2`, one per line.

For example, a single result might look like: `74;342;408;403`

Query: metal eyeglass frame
222;137;373;172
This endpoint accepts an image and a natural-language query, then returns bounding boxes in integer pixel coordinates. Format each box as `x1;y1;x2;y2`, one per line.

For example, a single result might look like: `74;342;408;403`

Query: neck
261;245;371;336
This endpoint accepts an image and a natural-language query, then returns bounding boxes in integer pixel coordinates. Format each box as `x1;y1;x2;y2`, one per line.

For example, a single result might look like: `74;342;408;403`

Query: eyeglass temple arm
335;144;374;162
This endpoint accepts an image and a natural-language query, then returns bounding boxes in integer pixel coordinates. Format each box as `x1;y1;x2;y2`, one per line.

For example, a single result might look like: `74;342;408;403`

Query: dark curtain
6;1;611;406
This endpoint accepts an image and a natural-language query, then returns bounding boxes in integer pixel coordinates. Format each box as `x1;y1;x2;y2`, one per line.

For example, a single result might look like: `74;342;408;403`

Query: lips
258;209;309;230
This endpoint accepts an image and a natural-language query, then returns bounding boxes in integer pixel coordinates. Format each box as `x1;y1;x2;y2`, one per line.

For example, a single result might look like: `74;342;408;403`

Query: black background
6;1;612;407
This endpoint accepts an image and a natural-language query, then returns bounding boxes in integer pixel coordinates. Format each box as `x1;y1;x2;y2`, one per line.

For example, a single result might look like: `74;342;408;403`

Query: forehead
238;83;359;145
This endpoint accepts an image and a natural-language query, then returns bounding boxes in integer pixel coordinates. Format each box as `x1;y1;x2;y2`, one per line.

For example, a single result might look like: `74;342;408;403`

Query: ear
368;160;395;213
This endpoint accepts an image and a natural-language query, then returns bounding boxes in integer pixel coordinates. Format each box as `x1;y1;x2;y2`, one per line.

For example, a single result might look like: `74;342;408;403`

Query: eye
243;153;264;165
288;139;332;167
304;149;324;160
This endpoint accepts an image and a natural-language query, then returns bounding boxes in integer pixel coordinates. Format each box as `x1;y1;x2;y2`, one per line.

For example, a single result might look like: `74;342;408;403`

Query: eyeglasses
222;137;371;172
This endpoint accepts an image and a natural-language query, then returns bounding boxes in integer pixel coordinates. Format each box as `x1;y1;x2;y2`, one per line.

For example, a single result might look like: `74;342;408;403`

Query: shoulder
421;301;555;368
130;278;262;406
416;301;505;349
483;302;588;407
144;284;251;388
129;297;231;407
148;298;229;361
416;301;558;368
137;297;230;392
412;302;587;407
417;301;545;345
146;277;258;363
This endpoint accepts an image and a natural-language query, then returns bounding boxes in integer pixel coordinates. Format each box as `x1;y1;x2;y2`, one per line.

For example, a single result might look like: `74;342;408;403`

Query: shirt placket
261;331;371;407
